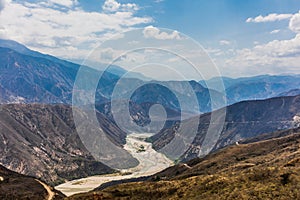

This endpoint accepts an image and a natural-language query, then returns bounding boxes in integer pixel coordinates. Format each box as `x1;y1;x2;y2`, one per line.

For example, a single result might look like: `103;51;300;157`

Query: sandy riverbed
55;133;174;197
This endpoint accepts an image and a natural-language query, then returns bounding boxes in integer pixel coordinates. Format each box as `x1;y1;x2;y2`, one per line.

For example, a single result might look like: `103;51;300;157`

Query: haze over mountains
2;39;300;112
200;75;300;105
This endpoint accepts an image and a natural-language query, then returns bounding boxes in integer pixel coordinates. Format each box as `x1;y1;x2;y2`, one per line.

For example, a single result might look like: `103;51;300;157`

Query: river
55;133;174;197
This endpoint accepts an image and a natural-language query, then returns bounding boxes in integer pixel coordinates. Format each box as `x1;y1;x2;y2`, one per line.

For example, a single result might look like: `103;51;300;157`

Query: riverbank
55;133;174;196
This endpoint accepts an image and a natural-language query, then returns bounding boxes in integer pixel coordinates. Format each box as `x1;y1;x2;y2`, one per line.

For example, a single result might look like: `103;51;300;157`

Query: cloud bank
246;13;293;23
223;11;300;77
102;0;138;12
143;26;181;40
0;0;152;59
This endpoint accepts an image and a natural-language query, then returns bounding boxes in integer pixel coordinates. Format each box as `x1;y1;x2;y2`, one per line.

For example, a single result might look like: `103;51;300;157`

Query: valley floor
55;133;173;196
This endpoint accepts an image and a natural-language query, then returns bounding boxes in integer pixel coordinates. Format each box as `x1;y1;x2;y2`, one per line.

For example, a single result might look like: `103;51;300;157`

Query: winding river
55;133;174;197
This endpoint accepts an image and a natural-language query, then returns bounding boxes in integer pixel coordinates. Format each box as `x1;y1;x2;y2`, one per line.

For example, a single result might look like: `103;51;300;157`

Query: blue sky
142;0;300;47
79;0;300;46
1;0;300;78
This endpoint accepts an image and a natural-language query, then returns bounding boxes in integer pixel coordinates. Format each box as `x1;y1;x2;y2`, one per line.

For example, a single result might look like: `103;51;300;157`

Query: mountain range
0;40;225;122
1;39;300;199
3;39;300;114
200;75;300;105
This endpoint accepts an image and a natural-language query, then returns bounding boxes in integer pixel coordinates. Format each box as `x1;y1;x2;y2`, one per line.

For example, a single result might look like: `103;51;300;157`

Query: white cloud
48;0;78;8
219;40;231;46
289;11;300;33
102;0;138;13
246;13;292;23
143;26;181;40
205;48;224;57
100;48;115;61
103;0;120;12
0;0;152;60
224;34;300;76
270;29;280;34
221;11;300;77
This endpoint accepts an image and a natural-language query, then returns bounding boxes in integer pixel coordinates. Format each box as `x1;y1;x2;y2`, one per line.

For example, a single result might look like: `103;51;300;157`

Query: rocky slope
0;47;77;104
0;104;136;184
150;94;300;161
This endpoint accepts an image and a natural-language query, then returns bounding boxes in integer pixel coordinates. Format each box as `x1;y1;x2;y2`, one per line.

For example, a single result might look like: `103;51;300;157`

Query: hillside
68;128;300;200
150;94;300;161
0;104;139;184
0;47;78;103
0;164;65;200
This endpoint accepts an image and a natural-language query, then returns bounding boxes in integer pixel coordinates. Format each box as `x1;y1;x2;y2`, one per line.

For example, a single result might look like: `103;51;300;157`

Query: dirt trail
36;179;55;200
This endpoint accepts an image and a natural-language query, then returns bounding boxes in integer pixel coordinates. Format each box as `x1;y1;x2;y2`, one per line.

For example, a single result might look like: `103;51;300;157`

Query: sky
1;0;300;79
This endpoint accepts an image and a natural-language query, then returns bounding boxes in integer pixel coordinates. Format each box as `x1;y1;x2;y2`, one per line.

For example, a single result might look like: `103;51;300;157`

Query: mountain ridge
0;103;137;184
150;94;300;161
